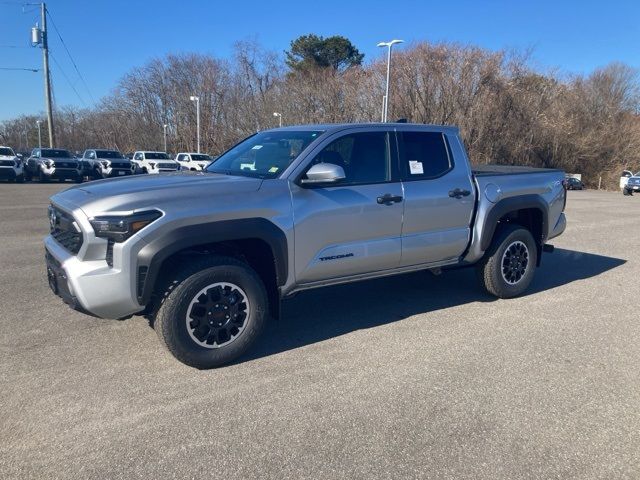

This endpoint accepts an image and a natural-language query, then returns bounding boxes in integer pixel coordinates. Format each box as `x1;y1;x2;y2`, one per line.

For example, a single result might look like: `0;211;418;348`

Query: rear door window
399;132;452;180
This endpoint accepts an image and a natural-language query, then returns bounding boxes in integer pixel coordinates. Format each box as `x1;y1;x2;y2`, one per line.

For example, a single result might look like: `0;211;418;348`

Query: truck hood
51;171;263;215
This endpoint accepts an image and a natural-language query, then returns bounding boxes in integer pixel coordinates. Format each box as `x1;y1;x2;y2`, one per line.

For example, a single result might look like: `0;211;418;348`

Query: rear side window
399;132;452;179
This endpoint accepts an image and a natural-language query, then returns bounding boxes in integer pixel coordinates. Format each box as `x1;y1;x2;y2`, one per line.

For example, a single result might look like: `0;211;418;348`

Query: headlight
89;210;162;242
149;162;156;169
101;160;110;168
44;160;53;168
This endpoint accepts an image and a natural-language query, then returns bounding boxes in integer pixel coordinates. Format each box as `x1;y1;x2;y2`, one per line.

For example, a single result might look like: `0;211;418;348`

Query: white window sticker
409;160;424;175
251;145;263;150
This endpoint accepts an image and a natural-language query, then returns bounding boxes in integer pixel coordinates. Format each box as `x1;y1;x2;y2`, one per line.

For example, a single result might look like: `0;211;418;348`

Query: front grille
49;206;83;254
0;160;15;167
54;161;78;169
110;162;130;169
157;163;177;169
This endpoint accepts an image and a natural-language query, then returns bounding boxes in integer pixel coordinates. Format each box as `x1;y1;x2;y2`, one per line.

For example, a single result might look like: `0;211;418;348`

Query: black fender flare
136;218;288;305
480;194;548;252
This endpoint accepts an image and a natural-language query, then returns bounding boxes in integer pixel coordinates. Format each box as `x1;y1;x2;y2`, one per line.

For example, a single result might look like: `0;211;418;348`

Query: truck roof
265;122;460;134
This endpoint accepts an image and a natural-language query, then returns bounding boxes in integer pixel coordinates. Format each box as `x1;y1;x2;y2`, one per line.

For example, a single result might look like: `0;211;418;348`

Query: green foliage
285;34;364;72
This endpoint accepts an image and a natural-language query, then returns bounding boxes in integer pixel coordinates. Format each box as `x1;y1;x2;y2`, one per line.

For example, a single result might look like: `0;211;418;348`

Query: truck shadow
240;248;625;364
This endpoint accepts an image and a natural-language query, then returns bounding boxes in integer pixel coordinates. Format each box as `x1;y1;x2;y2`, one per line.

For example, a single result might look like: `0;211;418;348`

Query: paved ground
1;184;639;479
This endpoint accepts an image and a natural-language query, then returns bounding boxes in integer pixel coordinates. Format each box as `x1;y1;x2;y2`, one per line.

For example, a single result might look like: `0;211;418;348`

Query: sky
1;0;639;121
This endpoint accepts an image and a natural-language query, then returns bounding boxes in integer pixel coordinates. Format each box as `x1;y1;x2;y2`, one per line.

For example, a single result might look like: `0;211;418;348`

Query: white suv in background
131;151;180;174
0;146;24;183
175;152;214;171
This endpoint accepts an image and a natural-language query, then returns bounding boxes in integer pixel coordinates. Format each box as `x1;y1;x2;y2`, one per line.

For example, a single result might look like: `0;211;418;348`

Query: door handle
448;188;471;199
377;193;403;205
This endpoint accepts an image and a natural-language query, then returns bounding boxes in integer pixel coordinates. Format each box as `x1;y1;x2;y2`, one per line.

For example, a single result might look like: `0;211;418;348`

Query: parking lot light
273;112;282;128
377;39;404;122
189;96;200;153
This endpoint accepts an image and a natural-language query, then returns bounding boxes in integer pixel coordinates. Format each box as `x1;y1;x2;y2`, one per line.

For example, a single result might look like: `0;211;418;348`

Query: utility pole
32;3;55;147
41;3;55;147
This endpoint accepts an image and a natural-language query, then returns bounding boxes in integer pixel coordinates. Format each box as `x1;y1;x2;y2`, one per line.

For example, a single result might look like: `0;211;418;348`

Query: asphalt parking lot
1;184;639;479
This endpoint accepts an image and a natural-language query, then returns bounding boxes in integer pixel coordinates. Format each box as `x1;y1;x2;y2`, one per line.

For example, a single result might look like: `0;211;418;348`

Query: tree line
1;36;639;189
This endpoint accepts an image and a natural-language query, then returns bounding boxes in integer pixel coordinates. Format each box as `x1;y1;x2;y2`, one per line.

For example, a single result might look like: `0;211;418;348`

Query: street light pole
273;112;283;128
36;120;42;148
163;124;168;152
377;39;404;122
190;96;200;153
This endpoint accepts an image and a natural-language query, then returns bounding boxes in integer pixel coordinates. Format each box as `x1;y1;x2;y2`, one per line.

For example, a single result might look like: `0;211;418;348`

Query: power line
45;7;95;104
49;52;86;106
0;67;40;72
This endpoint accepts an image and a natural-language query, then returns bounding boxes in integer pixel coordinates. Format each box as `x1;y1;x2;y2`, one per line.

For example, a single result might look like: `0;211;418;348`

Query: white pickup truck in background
175;152;214;171
131;151;180;174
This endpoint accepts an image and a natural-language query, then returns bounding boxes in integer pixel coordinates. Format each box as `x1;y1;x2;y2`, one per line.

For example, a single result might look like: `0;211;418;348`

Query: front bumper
0;167;19;179
42;167;81;180
102;167;132;177
44;233;145;319
626;184;640;191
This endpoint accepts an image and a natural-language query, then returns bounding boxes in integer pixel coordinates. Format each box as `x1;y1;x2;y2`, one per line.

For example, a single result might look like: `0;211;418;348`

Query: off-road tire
623;188;632;196
153;255;268;369
476;224;538;299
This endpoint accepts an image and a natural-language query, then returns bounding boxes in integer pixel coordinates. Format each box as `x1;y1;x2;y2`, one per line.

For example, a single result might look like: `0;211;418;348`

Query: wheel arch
136;218;288;315
480;195;548;265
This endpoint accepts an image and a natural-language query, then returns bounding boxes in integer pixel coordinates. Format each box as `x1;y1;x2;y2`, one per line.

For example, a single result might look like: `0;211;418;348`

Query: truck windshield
145;152;170;160
96;150;123;159
191;154;211;161
206;130;323;178
0;147;14;156
41;149;72;158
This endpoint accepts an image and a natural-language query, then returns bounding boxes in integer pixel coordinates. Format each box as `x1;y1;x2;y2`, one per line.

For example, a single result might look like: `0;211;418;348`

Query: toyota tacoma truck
44;123;567;369
175;152;214;171
131;151;179;174
26;148;82;183
0;146;25;182
81;149;134;179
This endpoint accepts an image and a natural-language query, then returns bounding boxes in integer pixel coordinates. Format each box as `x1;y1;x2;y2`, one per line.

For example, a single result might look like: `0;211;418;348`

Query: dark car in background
566;177;584;190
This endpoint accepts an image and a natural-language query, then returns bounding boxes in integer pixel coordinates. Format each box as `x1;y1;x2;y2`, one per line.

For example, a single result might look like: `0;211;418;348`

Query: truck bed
472;164;563;177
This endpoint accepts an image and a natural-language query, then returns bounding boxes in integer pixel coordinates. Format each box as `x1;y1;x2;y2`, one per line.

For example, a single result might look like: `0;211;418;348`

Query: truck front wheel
153;256;268;369
477;225;537;299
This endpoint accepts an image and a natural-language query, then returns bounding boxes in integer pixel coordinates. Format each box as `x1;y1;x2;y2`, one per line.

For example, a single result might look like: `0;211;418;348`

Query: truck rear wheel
153;256;268;369
476;225;537;298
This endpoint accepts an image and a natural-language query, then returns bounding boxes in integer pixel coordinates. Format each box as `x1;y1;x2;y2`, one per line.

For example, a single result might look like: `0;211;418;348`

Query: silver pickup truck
45;123;567;368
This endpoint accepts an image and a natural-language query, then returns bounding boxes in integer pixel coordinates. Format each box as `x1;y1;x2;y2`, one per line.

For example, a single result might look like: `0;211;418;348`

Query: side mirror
300;163;345;185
